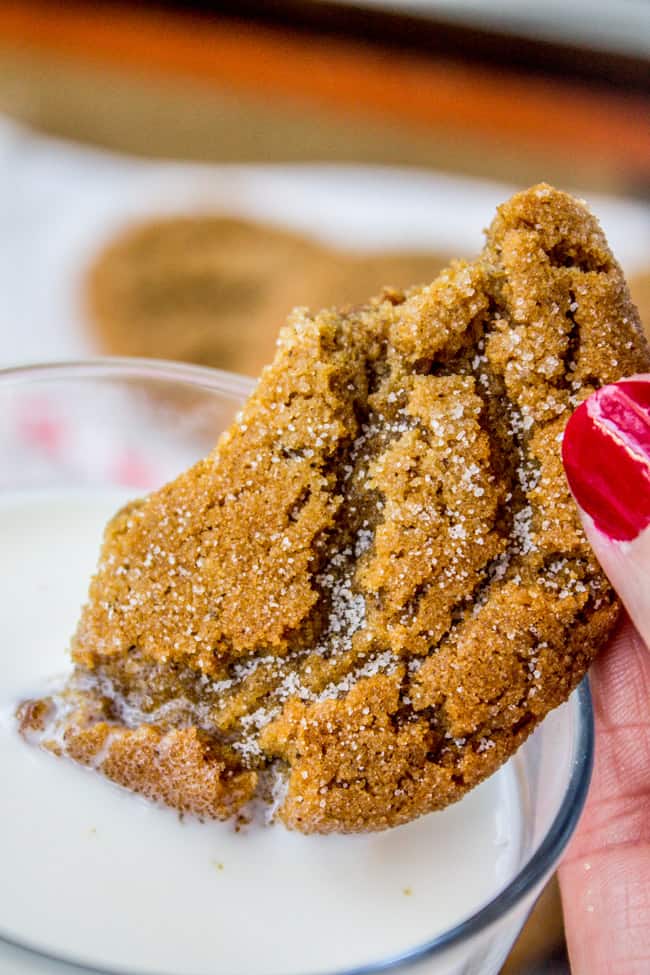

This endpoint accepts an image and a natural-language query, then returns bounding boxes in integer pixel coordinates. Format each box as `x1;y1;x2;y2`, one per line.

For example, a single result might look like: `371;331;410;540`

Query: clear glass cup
0;360;593;975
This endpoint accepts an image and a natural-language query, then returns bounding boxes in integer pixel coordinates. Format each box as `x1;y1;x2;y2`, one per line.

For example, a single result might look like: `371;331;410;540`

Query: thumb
562;375;650;648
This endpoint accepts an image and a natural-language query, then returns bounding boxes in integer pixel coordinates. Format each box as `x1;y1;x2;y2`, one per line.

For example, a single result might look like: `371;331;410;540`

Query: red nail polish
562;379;650;542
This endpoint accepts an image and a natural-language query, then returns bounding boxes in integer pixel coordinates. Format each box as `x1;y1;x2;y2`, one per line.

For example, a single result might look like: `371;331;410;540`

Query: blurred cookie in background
630;270;650;340
85;215;449;376
86;217;326;376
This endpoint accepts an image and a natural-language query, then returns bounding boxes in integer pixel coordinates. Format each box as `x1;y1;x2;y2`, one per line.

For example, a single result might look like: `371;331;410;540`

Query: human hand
559;376;650;974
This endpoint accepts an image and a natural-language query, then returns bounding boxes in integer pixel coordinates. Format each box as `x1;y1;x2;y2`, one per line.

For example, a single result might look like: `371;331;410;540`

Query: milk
0;491;522;975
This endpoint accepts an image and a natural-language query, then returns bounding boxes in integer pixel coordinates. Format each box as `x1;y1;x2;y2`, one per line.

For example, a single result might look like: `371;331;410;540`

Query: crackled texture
21;185;650;832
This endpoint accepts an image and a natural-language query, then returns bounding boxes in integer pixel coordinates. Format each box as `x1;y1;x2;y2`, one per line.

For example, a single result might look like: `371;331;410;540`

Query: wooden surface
0;1;649;193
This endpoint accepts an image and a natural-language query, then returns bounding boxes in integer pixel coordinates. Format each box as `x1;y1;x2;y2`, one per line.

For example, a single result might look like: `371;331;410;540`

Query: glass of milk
0;360;593;975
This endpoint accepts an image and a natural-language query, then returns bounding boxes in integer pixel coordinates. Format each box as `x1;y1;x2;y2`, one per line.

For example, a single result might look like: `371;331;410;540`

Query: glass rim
0;356;257;399
0;358;595;975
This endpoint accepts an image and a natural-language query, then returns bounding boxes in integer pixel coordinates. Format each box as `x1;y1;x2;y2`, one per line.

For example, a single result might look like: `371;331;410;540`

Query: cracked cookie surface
20;185;650;832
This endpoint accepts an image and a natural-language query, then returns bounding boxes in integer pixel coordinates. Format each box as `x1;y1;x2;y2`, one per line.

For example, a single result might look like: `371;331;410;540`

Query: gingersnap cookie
23;185;649;833
85;215;447;376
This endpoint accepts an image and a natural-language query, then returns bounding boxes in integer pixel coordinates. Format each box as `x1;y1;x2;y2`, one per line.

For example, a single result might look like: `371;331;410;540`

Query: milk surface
0;491;522;975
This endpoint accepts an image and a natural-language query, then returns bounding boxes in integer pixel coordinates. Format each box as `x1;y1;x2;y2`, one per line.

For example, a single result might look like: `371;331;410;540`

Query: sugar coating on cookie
20;185;650;832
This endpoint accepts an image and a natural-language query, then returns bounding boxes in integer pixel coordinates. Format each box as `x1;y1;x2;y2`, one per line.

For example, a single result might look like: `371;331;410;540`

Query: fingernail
562;379;650;542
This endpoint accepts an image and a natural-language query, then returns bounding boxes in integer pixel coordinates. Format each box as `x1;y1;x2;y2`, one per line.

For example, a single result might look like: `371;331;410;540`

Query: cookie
23;185;649;833
85;215;447;376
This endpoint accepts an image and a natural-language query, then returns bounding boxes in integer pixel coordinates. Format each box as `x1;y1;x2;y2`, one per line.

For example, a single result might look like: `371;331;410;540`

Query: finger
561;378;650;974
562;375;650;647
559;617;650;975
